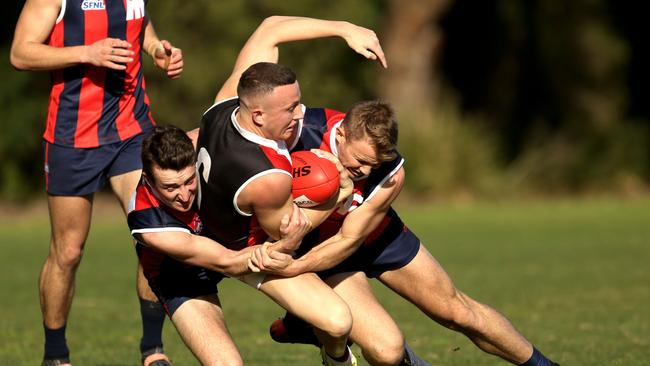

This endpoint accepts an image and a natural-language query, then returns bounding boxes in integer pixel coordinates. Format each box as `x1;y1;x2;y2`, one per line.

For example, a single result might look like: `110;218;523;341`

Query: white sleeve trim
131;227;191;235
365;158;405;202
287;104;307;151
127;190;137;214
233;169;293;216
56;0;66;24
202;96;238;116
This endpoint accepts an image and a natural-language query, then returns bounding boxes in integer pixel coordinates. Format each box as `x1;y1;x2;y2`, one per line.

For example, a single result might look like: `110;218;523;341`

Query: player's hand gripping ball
291;150;340;207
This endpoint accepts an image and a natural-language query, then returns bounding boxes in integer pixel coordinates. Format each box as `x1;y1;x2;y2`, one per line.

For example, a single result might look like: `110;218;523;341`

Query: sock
519;347;559;366
322;346;353;366
139;298;166;353
44;324;69;360
402;342;432;366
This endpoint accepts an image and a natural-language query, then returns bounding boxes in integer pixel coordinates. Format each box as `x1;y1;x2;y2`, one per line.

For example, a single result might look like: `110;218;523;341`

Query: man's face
147;164;198;212
335;129;381;180
257;81;303;141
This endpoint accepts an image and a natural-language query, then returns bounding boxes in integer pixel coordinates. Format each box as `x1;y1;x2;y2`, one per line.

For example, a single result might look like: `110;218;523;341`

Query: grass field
1;197;648;365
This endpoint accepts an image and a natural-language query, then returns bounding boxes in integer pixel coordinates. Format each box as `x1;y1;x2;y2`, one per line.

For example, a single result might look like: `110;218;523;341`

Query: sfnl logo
81;0;105;10
80;0;144;21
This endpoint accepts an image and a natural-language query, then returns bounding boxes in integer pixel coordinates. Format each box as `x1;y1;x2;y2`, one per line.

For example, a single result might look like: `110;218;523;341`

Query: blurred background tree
1;0;648;201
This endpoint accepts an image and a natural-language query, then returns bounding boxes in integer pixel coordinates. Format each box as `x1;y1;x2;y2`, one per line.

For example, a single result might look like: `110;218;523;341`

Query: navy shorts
317;224;421;279
44;132;147;196
136;244;224;316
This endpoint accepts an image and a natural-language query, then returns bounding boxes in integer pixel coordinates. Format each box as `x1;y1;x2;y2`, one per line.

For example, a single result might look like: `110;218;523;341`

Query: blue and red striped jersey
289;106;406;248
45;0;155;148
127;177;203;237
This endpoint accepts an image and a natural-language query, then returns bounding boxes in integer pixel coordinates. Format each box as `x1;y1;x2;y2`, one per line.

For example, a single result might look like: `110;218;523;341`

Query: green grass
1;198;648;365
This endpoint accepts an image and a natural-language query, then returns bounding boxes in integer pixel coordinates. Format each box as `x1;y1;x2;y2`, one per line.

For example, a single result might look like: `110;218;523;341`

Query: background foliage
1;0;648;200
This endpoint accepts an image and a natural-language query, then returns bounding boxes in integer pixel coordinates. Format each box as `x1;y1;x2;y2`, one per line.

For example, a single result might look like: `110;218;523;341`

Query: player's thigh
108;132;147;212
378;243;461;319
327;272;404;357
260;272;351;333
170;294;242;365
109;169;141;213
135;262;157;301
47;194;93;250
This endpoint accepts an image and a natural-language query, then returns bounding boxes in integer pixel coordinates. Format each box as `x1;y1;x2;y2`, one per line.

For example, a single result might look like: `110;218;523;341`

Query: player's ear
142;172;153;187
335;125;347;143
251;109;264;126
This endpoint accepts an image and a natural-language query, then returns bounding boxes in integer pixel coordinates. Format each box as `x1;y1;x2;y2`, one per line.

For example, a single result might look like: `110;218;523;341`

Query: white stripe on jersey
365;158;405;202
202;96;239;116
287;104;308;151
131;227;191;235
232;168;293;216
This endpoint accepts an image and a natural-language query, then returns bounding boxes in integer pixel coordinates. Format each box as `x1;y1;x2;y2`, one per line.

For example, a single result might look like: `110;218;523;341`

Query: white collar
230;107;291;160
329;120;343;158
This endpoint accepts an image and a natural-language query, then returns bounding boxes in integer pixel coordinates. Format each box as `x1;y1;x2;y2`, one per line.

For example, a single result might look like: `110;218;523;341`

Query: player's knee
361;335;404;366
442;294;482;333
319;303;352;339
50;239;85;269
446;308;474;332
219;357;244;366
204;354;243;366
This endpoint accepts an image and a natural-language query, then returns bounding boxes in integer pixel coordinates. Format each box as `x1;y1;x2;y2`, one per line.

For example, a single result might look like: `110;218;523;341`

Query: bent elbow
9;44;37;71
260;16;285;28
9;51;28;71
256;15;290;38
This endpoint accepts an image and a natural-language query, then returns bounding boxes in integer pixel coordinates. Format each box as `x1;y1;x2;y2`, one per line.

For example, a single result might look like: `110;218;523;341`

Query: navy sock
44;324;69;360
519;347;558;366
139;298;166;353
402;342;432;366
328;347;350;362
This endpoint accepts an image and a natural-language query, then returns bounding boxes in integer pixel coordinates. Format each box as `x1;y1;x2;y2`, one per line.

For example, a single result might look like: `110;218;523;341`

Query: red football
291;150;340;207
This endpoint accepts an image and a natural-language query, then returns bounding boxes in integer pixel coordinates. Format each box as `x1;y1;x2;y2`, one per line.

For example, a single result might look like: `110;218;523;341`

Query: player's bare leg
110;171;170;366
327;272;405;366
378;244;533;364
260;272;353;363
170;294;243;365
108;170;142;214
41;194;93;365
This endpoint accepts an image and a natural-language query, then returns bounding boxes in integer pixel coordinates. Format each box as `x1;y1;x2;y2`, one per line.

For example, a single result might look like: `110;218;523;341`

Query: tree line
1;0;647;201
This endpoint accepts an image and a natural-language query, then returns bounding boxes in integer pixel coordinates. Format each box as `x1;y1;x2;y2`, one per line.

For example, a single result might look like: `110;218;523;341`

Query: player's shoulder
129;180;159;214
203;96;239;117
33;0;63;11
374;154;405;182
303;106;346;126
197;97;239;151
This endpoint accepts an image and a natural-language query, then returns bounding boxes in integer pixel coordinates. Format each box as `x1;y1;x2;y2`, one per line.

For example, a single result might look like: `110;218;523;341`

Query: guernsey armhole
55;0;66;24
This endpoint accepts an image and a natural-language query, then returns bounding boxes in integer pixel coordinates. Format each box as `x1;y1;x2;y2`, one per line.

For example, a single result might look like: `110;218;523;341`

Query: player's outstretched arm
135;231;285;277
10;0;134;71
215;15;387;102
285;167;405;276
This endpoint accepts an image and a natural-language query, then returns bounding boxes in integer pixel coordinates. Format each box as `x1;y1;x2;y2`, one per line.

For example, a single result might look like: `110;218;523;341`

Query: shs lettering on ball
290;151;340;207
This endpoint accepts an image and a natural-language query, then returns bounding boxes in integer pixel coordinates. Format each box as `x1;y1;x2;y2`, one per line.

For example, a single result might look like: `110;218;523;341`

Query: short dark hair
342;101;398;162
141;125;196;182
237;62;297;102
